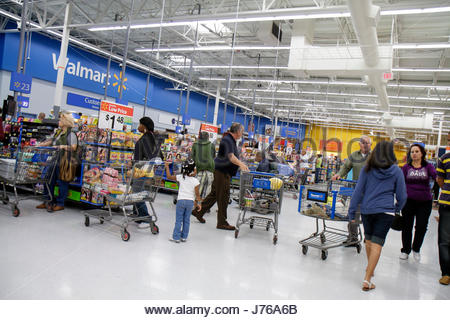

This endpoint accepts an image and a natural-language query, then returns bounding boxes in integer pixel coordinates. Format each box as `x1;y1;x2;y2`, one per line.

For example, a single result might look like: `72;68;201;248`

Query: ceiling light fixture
86;5;450;32
393;68;450;73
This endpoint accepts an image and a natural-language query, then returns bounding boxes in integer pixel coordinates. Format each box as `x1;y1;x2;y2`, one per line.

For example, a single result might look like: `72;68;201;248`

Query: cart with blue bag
297;179;362;260
0;146;58;217
235;171;284;245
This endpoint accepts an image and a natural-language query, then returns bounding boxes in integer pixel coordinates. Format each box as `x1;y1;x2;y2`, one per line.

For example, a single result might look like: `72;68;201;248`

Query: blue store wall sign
10;72;32;94
66;92;101;110
17;95;30;108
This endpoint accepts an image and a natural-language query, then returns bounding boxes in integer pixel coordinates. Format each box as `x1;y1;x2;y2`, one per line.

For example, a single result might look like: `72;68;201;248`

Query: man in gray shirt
332;135;372;245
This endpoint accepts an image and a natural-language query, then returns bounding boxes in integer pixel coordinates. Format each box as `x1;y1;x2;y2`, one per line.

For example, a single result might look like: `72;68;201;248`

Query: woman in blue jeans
165;159;201;243
349;141;407;291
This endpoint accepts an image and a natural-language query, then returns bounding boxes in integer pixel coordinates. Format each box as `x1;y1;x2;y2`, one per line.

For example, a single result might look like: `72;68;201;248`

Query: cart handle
247;171;276;177
339;178;357;183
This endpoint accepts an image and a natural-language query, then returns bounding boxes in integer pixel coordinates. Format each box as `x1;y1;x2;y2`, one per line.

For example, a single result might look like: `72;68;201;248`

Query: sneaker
169;238;180;243
137;222;150;229
180;238;187;242
399;253;409;260
439;275;450;285
413;251;421;261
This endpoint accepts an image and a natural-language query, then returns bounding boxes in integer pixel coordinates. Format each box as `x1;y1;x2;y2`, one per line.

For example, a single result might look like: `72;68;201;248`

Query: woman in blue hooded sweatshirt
349;141;407;291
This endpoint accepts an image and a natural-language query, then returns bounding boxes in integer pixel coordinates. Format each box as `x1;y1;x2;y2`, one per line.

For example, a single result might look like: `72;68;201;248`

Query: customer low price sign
98;101;134;131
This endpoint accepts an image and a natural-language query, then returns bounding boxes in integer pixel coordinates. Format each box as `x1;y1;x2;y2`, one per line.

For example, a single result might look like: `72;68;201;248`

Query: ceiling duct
257;21;282;46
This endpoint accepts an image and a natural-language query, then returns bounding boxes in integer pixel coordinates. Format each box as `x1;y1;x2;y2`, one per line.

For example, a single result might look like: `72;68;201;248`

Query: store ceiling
1;0;449;141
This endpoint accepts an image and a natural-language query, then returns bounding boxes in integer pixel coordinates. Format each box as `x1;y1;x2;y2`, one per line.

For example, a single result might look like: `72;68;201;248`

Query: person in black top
134;117;160;229
192;123;249;230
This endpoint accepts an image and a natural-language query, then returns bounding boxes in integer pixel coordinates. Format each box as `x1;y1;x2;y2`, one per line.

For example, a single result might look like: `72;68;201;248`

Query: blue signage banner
66;92;101;111
175;125;182;134
280;126;298;138
248;131;254;139
10;72;32;94
17;95;30;108
115;98;128;105
182;114;191;125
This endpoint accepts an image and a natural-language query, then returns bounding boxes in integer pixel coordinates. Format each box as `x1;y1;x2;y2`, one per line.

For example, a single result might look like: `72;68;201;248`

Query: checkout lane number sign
98;101;134;131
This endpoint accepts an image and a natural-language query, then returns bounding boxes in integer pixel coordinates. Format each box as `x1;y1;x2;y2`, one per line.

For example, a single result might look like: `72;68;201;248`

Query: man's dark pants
193;170;231;226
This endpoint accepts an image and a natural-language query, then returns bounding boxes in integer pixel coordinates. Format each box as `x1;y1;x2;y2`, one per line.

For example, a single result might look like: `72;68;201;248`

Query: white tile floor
0;192;449;300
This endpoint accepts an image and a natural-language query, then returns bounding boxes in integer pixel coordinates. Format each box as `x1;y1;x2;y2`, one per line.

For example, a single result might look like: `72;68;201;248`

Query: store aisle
0;193;448;300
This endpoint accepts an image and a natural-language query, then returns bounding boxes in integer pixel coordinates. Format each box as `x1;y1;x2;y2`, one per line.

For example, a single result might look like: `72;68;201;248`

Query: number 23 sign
10;72;32;94
98;101;134;131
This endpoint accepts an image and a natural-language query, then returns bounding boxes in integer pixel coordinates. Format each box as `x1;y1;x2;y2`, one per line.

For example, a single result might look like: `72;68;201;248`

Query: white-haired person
36;112;78;212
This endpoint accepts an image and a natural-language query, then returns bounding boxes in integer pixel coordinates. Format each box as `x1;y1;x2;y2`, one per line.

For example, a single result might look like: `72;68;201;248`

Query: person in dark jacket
134;117;160;229
192;123;249;230
192;131;215;200
134;117;160;161
349;141;407;291
255;151;270;172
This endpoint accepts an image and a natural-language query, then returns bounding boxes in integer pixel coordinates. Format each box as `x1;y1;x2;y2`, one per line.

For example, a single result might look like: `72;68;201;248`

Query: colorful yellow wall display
301;124;407;165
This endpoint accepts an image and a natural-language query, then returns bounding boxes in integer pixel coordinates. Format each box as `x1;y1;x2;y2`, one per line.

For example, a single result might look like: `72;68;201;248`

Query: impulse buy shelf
1;120;58;152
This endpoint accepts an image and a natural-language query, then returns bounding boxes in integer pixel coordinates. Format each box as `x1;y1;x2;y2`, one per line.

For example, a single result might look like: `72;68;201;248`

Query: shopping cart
82;160;164;241
235;171;284;245
0;147;58;217
297;179;362;260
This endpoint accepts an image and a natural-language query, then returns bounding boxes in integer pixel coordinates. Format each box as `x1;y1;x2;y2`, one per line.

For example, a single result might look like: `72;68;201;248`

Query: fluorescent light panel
88;5;450;32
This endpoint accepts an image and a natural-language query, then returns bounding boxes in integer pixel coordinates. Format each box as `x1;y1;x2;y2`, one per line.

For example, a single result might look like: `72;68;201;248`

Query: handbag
390;213;403;231
58;130;80;182
59;151;77;182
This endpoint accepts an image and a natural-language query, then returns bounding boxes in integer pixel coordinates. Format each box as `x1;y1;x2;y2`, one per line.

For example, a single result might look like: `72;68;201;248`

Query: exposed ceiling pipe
347;0;389;111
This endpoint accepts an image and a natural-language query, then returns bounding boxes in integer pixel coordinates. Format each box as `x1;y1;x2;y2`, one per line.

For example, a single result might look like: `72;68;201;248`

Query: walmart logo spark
112;71;127;93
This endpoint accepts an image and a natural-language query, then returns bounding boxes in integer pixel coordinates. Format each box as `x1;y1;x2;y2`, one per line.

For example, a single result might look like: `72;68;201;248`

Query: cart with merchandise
82;159;164;241
0;146;58;217
230;162;258;204
297;179;362;260
234;171;284;245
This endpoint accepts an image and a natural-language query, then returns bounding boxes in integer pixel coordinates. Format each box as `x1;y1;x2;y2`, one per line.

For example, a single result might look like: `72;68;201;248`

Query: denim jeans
173;199;194;241
361;213;394;246
44;164;69;207
438;205;450;276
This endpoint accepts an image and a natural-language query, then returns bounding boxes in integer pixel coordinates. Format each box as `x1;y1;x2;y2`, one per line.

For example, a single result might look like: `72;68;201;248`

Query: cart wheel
121;229;130;242
356;243;361;254
2;196;9;204
273;235;278;245
302;245;308;255
151;224;159;235
293;194;298;200
266;222;270;231
321;250;328;260
228;198;232;204
173;199;177;205
234;229;239;238
249;219;254;229
84;216;90;227
99;217;104;224
12;206;20;217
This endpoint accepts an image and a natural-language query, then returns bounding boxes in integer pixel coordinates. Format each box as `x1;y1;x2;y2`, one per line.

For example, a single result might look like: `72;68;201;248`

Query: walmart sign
52;53;108;84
